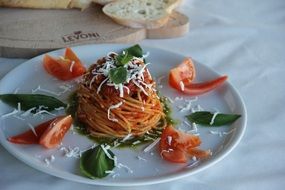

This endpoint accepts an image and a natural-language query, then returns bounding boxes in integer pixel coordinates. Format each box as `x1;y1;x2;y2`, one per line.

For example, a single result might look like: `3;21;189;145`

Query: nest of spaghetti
76;52;166;138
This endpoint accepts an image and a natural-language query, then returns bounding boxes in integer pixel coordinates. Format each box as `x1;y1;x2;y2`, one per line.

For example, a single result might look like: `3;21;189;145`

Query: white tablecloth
1;0;285;189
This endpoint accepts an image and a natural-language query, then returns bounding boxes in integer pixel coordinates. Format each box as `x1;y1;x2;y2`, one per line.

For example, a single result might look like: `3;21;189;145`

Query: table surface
1;0;285;189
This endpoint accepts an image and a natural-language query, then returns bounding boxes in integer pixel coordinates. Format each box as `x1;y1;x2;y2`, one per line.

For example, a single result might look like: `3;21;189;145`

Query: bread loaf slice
102;0;181;29
0;0;92;10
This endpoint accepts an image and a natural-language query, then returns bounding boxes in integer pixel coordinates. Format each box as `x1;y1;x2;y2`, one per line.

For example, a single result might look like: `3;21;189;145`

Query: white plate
0;44;247;186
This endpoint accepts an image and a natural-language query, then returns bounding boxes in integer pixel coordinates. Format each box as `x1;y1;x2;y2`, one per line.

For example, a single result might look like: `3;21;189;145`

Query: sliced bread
102;0;181;29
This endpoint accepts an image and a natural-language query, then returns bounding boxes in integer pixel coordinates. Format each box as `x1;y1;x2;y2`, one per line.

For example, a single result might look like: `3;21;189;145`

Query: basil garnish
0;94;66;111
124;44;143;58
116;51;133;66
109;67;127;84
186;111;241;126
80;145;115;179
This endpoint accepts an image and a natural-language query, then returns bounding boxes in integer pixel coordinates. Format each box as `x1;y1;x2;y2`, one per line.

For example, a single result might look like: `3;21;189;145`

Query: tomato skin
43;55;72;80
39;115;73;149
64;47;86;77
182;75;228;96
7;118;56;144
187;148;212;159
159;126;202;163
169;58;228;96
169;58;196;89
43;48;86;81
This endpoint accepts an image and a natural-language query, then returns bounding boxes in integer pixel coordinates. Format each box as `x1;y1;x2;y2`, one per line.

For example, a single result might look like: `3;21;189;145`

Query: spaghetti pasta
76;49;166;138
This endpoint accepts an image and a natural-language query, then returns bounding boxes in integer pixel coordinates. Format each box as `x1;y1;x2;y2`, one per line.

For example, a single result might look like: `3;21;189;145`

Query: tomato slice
159;126;202;163
43;48;86;81
187;148;212;159
39;115;73;149
64;47;86;77
169;58;227;96
43;54;72;80
169;58;196;89
182;75;228;96
7;118;56;144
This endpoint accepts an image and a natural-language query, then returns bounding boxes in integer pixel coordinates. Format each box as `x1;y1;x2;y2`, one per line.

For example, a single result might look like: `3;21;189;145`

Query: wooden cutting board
0;4;189;58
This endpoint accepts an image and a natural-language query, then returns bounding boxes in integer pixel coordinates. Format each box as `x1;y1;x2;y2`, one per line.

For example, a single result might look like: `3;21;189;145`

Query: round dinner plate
0;44;247;186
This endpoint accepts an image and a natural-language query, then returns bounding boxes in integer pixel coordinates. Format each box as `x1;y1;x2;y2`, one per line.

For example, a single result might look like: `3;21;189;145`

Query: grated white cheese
33;110;56;117
32;85;60;96
210;112;219;125
142;51;150;58
69;61;75;72
143;138;161;152
187;160;199;168
174;96;184;101
105;170;115;174
123;85;130;94
117;163;133;173
60;146;81;158
101;144;115;160
17;102;21;112
160;149;173;158
112;173;120;178
121;133;132;142
1;109;19;118
167;97;174;103
167;136;172;145
137;155;147;161
21;107;36;117
96;77;109;94
44;155;55;165
132;79;148;96
118;84;124;97
132;140;141;145
27;123;37;137
55;107;65;111
107;102;123;122
113;156;118;167
179;81;185;91
13;115;25;121
179;97;198;112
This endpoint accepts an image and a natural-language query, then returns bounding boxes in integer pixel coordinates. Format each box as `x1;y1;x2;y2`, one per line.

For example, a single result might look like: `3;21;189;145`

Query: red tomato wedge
39;115;73;149
43;48;86;81
7;118;55;144
159;126;205;163
169;58;196;89
169;57;228;96
182;75;228;96
64;47;86;77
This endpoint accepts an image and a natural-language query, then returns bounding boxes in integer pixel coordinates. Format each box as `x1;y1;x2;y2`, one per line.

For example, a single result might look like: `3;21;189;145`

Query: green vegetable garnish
124;44;143;58
109;67;128;84
0;94;66;111
186;111;241;126
80;145;115;179
116;51;133;66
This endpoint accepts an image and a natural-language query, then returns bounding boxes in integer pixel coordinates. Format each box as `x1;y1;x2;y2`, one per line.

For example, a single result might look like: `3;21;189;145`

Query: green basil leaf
0;94;66;111
116;51;133;66
80;145;115;179
186;111;241;126
109;67;127;84
124;44;143;58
